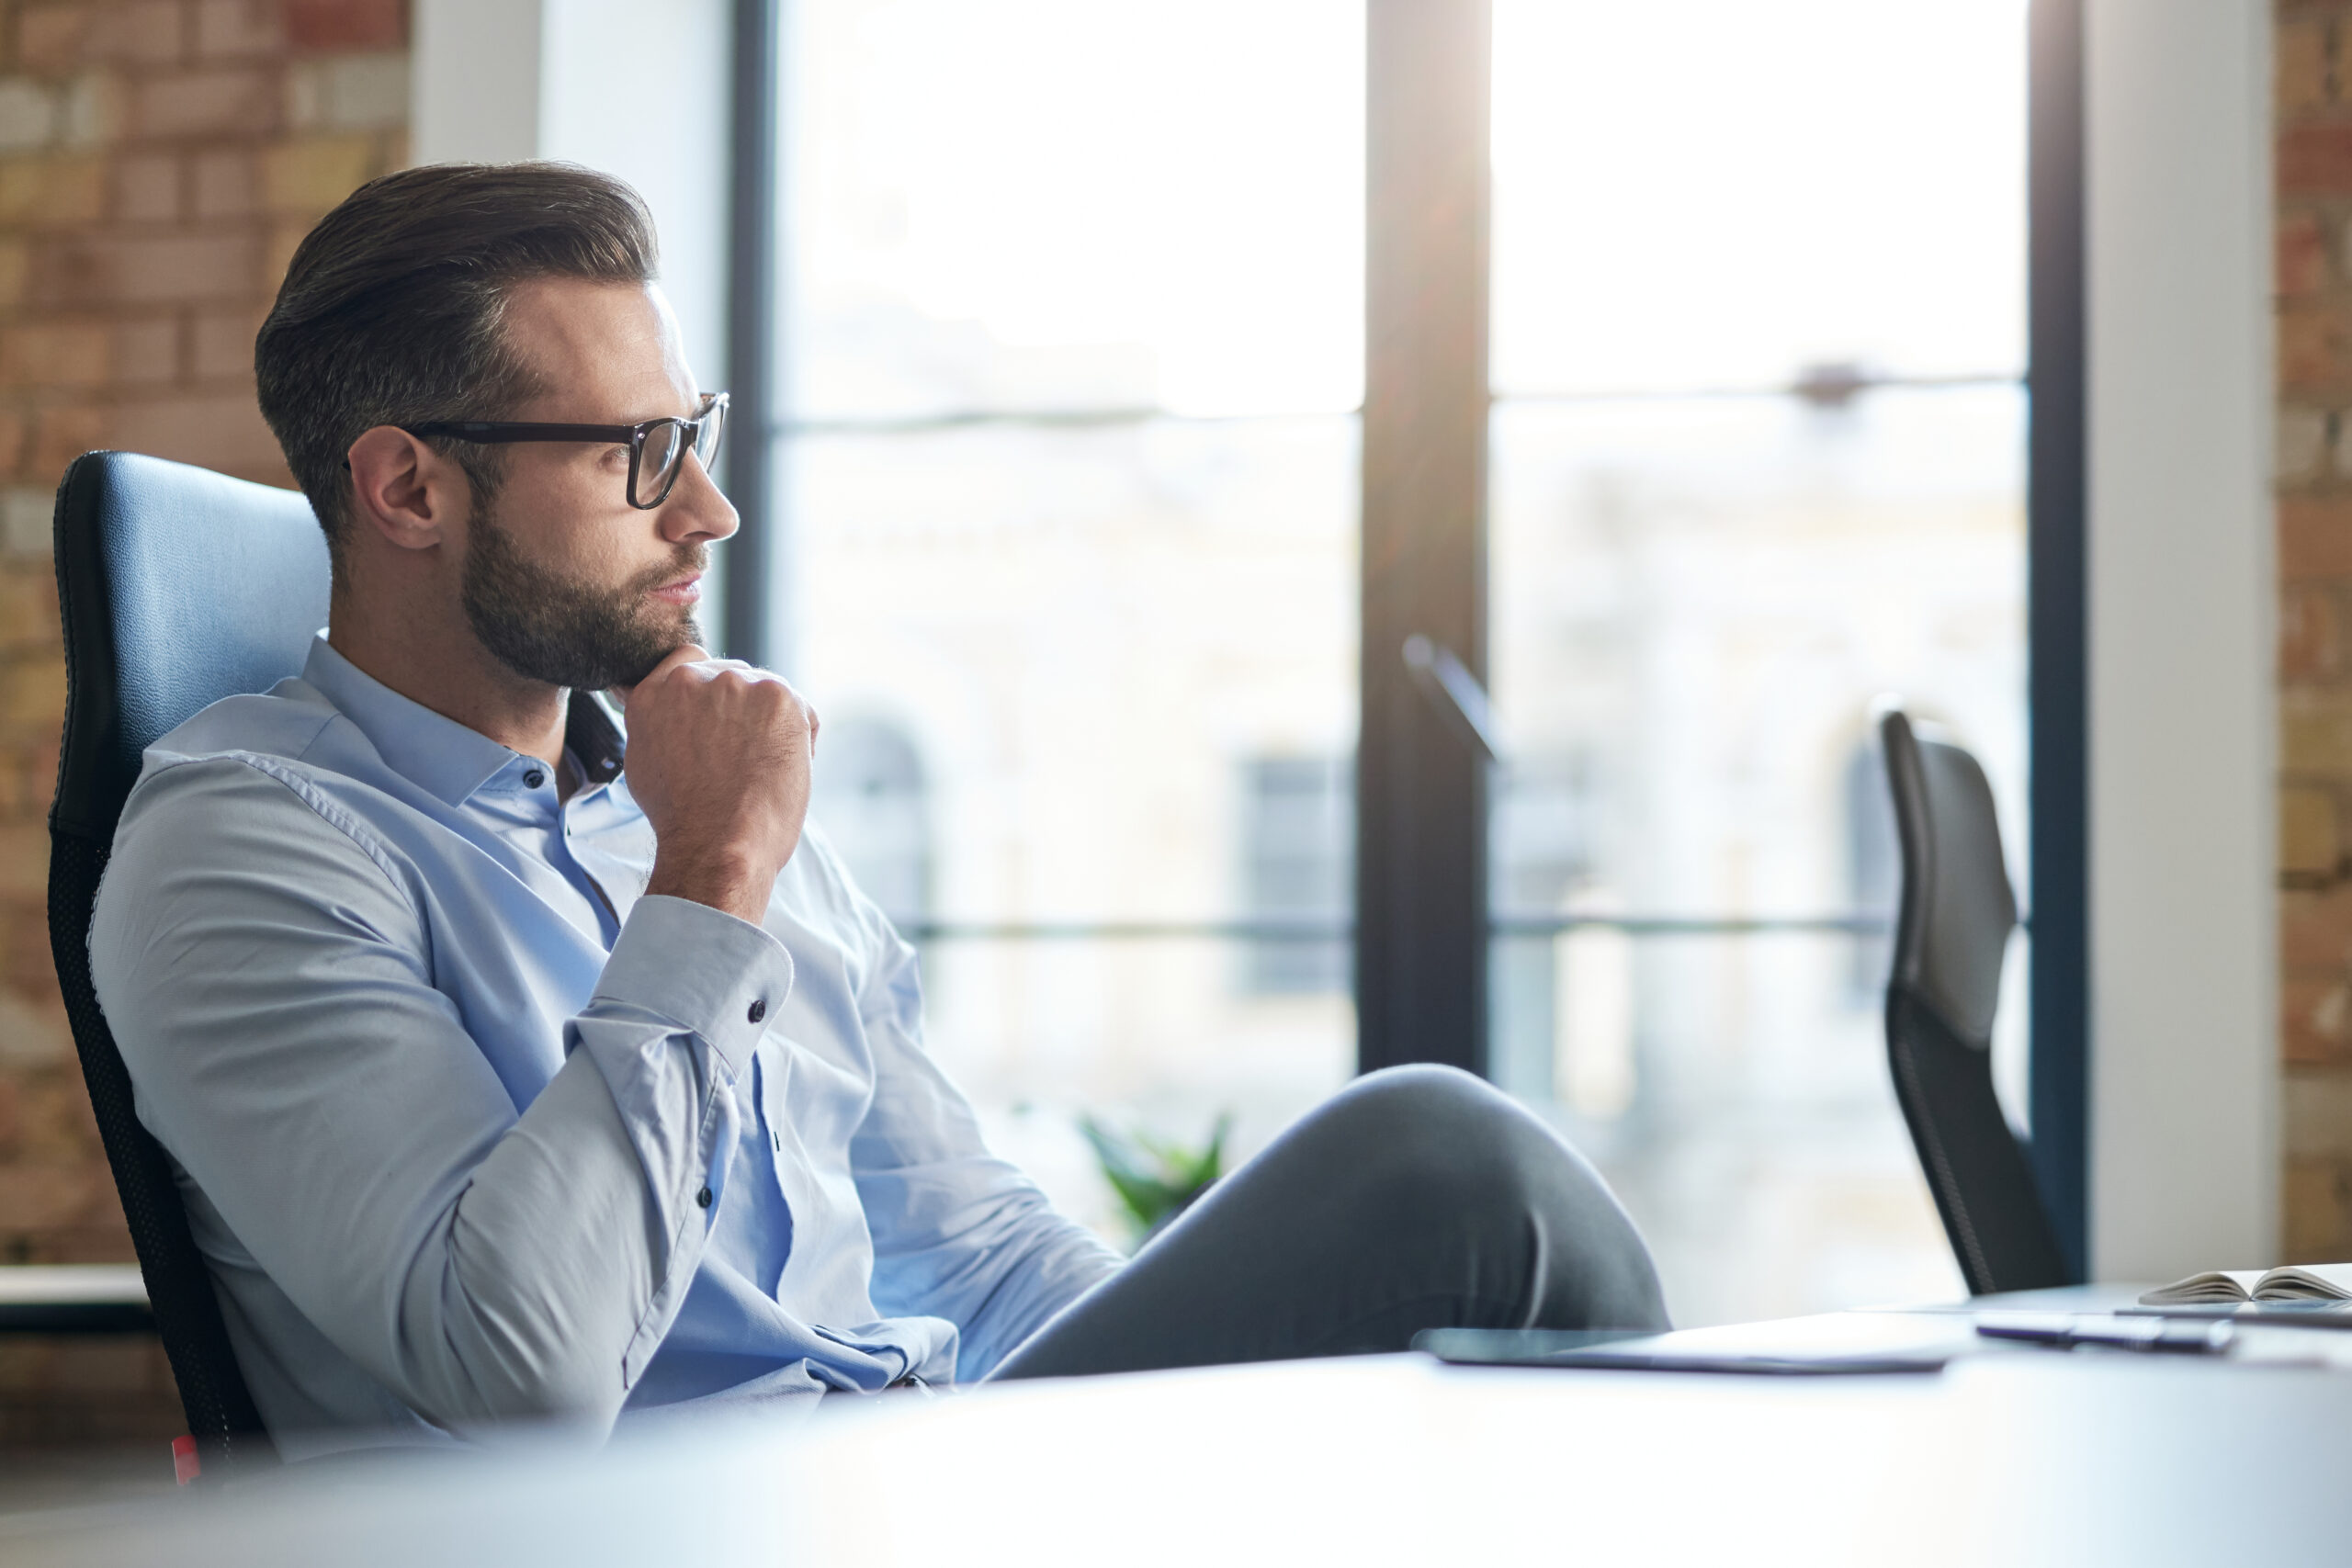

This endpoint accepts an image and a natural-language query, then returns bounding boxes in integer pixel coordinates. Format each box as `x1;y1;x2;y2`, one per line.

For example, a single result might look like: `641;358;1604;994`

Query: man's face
456;277;737;691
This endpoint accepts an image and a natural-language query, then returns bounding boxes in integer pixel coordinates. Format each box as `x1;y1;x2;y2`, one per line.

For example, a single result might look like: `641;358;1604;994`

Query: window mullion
727;0;783;668
1357;0;1494;1077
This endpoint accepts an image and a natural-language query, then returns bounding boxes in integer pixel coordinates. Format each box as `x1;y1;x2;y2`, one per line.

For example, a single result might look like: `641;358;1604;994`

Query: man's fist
621;644;818;925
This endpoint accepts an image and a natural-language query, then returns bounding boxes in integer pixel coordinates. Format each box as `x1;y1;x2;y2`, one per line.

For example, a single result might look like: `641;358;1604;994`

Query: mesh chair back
1878;708;2072;1295
48;451;331;1472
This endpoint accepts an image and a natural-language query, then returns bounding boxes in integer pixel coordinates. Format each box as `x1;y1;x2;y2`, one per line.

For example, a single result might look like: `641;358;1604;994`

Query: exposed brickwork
0;0;407;1447
2278;0;2352;1261
0;1332;175;1445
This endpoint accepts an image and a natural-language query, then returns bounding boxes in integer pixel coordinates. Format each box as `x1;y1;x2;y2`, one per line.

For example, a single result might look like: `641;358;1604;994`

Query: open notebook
2140;1264;2352;1307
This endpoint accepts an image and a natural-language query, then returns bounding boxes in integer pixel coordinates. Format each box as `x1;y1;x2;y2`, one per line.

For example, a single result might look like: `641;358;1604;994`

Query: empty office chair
49;451;330;1473
1878;708;2073;1296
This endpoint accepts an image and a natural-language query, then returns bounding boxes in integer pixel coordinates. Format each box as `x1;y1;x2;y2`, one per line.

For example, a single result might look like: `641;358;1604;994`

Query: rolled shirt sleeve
91;756;790;1435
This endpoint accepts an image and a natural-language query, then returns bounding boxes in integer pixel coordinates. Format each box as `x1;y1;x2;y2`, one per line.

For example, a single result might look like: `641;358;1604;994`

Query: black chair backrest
1878;708;2072;1295
49;451;331;1472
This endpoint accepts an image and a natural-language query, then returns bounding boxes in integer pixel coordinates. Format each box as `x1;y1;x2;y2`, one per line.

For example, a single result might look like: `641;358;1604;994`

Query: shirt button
695;1185;712;1208
523;769;546;789
748;998;767;1024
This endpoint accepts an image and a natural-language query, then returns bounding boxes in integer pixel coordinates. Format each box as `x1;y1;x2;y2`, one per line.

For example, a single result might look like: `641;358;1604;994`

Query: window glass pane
788;0;1364;421
1490;0;2029;397
1487;387;2030;1324
784;1;1365;1242
1238;756;1352;996
786;417;1359;1235
907;931;1351;1243
1492;930;2001;1324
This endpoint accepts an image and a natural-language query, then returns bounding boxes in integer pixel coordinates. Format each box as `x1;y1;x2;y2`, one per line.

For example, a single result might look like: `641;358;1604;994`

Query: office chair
49;451;330;1474
1878;708;2073;1296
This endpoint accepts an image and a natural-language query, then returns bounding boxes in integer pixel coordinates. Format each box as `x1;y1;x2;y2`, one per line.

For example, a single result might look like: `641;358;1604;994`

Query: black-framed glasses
405;391;729;510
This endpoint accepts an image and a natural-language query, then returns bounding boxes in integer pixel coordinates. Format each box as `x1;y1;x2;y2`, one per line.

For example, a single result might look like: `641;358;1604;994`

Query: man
88;164;1665;1455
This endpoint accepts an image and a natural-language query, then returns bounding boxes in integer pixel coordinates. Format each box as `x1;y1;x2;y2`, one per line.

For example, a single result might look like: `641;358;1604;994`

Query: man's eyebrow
530;405;694;430
618;396;708;424
515;389;705;426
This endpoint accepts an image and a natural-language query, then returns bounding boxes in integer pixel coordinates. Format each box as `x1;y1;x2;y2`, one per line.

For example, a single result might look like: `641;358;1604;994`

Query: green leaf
1078;1110;1236;1245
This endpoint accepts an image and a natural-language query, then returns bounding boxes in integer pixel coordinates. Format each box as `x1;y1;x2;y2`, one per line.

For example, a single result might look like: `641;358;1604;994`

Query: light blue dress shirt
87;637;1122;1456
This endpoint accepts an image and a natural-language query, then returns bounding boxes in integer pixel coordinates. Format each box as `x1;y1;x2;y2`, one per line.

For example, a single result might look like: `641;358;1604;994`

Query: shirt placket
549;772;624;945
758;1045;798;1275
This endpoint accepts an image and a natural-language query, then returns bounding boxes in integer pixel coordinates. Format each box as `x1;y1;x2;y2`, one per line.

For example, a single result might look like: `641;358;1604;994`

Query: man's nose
661;451;740;543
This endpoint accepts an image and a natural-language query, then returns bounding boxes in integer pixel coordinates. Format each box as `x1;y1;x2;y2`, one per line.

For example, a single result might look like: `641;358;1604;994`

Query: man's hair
254;162;659;566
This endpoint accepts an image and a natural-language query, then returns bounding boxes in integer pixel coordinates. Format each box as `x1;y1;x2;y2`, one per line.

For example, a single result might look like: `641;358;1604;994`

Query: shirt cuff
591;895;794;1080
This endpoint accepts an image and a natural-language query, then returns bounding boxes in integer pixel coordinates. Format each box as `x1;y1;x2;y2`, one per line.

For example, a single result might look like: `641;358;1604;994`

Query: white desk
6;1313;2351;1567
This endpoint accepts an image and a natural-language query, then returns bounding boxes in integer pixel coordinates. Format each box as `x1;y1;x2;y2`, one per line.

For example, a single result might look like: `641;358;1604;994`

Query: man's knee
1315;1064;1582;1221
1325;1062;1496;1134
1312;1066;1665;1323
1323;1063;1521;1145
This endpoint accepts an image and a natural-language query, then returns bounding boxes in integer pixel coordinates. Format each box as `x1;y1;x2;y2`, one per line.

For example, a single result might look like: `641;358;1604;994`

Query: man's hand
621;645;818;925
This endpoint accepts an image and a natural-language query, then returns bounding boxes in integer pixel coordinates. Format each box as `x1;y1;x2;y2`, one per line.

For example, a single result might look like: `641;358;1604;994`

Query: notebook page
2253;1263;2352;1301
2140;1270;2266;1305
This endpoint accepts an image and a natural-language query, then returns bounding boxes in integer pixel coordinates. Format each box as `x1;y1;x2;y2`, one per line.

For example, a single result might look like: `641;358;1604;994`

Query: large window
770;0;1363;1238
760;0;2036;1317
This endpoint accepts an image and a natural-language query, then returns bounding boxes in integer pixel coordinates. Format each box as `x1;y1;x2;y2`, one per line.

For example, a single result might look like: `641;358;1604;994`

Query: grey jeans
987;1065;1669;1382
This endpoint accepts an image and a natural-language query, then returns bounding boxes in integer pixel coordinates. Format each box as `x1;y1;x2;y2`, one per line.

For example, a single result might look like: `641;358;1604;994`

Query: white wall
2086;0;2277;1279
409;0;734;387
410;0;540;166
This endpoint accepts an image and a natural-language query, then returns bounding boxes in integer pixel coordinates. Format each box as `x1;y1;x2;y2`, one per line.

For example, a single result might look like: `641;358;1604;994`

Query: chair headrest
1878;707;2018;1045
50;452;330;842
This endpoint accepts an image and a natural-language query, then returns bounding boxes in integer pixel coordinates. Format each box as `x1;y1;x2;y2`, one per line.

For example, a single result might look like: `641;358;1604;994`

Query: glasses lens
695;398;727;471
635;422;686;507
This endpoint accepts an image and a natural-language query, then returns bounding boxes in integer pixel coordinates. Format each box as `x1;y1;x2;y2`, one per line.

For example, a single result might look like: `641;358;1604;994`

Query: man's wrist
645;849;775;925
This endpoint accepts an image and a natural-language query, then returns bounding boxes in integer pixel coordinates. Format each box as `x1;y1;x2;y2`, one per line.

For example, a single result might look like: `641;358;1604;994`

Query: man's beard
460;502;707;692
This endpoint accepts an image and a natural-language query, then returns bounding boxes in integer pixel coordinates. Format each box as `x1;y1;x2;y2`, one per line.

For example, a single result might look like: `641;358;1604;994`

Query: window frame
2025;0;2088;1277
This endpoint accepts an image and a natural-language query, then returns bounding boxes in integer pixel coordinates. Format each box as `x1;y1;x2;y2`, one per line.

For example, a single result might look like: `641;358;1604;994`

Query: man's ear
345;426;463;552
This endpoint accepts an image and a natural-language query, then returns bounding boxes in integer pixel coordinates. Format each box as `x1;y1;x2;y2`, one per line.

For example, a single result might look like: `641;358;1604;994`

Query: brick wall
2278;1;2352;1261
0;0;405;1448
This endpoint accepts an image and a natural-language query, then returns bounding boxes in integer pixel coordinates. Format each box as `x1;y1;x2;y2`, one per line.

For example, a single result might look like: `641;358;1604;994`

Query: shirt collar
566;689;628;788
300;637;628;807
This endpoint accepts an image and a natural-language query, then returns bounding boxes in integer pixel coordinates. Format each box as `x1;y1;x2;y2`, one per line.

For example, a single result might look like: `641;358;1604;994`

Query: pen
1973;1313;2234;1356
